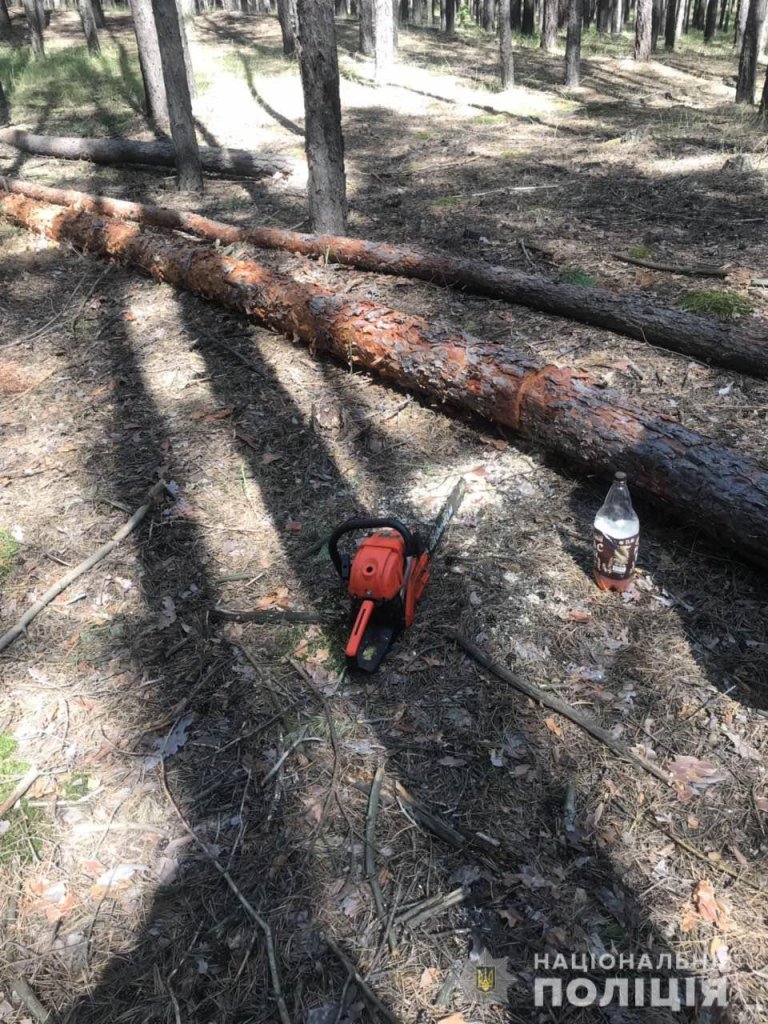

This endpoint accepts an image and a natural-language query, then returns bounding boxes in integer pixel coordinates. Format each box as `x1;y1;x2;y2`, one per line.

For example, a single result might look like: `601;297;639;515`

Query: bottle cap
614;471;627;482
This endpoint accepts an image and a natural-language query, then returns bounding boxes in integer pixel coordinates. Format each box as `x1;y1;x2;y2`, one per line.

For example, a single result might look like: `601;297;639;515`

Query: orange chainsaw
329;479;465;672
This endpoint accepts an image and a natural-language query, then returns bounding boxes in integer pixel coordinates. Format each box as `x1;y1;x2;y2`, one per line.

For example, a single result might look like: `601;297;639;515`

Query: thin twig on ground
324;934;403;1024
160;763;291;1024
613;253;729;277
365;764;393;952
447;630;673;787
0;480;167;653
212;606;332;624
0;766;40;818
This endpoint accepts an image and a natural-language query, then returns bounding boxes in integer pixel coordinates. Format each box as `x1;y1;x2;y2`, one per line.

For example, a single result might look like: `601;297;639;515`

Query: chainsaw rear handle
328;518;421;577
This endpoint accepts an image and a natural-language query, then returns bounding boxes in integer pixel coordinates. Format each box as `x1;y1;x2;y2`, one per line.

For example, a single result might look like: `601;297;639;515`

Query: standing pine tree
21;0;45;58
151;0;202;190
635;0;652;55
736;0;767;101
0;78;8;125
359;0;374;52
0;0;12;40
79;0;102;54
295;0;348;232
664;0;678;47
373;0;394;81
541;0;558;46
499;0;513;85
130;0;169;123
760;60;768;111
277;0;296;53
565;0;582;81
522;0;535;31
703;0;718;37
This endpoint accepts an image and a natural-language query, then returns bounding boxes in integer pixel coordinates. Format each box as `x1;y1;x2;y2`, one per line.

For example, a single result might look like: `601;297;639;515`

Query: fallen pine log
2;177;767;379
0;129;296;179
3;191;768;571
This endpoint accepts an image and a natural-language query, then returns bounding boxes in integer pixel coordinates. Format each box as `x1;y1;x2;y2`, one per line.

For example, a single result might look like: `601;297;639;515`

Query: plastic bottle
593;471;639;593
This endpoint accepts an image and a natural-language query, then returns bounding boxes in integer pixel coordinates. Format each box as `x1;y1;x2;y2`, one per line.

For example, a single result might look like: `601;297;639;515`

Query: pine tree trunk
664;0;677;46
499;0;513;83
6;192;768;572
541;0;558;44
735;0;748;47
0;79;8;125
635;0;652;54
760;59;768;109
373;0;394;80
444;0;455;31
703;0;718;36
295;0;347;232
565;0;582;79
597;0;610;29
0;0;12;39
510;0;521;27
611;0;623;32
522;0;534;30
176;0;197;98
91;0;106;27
151;0;202;190
130;0;169;123
277;0;296;53
359;0;374;51
482;0;494;28
651;0;662;44
736;0;766;101
22;0;46;57
78;0;101;53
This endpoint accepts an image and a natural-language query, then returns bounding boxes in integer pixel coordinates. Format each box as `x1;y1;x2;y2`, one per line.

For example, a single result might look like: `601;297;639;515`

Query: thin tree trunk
677;0;687;34
511;0;521;27
373;0;394;81
499;0;513;83
692;0;703;25
541;0;558;44
22;0;46;57
651;0;662;44
295;0;347;233
359;0;374;51
565;0;582;80
0;0;12;39
522;0;534;30
176;0;197;98
78;0;101;53
0;80;8;126
5;193;768;573
703;0;718;36
151;0;202;190
130;0;169;123
0;129;295;176
611;0;623;31
664;0;677;45
277;0;296;53
445;0;455;31
7;178;767;380
735;0;747;45
736;0;766;101
760;59;768;109
91;0;106;27
482;0;494;28
635;0;652;53
597;0;610;29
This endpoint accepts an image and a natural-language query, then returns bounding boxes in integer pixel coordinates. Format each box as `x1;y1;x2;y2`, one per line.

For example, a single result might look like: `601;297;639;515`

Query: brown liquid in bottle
594;570;634;593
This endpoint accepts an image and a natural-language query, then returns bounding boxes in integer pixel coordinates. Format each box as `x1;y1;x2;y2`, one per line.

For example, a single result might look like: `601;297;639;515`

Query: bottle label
593;529;638;579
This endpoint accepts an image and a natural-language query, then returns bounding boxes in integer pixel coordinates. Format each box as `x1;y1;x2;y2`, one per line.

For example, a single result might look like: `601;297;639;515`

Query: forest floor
1;10;768;1024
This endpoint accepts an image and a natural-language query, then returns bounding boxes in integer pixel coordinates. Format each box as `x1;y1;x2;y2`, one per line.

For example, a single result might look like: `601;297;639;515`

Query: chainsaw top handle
328;518;421;577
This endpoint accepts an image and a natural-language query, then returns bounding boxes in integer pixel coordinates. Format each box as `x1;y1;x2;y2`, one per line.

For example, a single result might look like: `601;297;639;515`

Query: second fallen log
2;191;767;571
0;129;296;178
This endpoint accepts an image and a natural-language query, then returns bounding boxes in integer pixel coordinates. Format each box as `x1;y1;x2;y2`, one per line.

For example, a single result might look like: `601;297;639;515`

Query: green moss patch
678;289;754;318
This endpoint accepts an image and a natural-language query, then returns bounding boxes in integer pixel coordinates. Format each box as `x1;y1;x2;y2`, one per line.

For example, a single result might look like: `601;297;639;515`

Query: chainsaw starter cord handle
328;518;420;577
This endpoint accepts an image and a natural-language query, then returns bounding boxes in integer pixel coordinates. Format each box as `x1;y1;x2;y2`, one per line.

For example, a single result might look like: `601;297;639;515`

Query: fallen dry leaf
755;795;768;813
544;717;563;737
260;452;282;464
420;966;442;989
680;908;699;933
204;406;233;423
669;756;727;790
565;608;592;622
255;587;290;611
438;1015;466;1024
722;727;762;762
693;879;728;929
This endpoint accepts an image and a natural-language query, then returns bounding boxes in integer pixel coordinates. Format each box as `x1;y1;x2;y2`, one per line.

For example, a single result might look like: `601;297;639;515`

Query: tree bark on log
0;130;295;178
3;177;767;380
2;191;768;573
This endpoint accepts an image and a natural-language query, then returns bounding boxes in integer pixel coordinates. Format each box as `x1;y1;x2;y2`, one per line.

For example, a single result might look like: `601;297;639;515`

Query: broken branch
447;630;673;787
0;480;167;653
